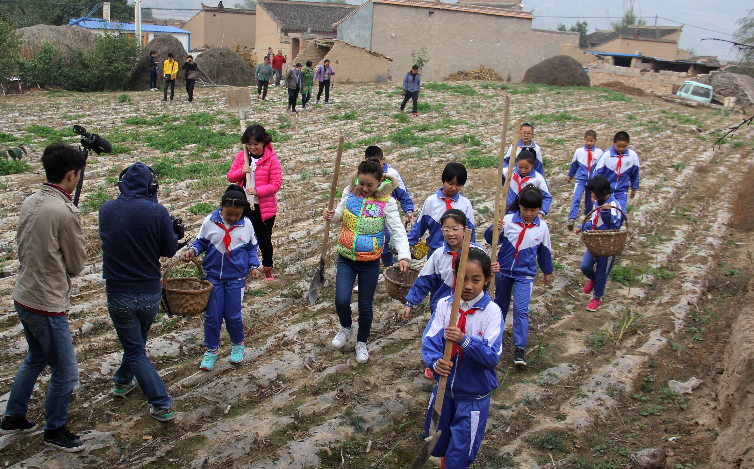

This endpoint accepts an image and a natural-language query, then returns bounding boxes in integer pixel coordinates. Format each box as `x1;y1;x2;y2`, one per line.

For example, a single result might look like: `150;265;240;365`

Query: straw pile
446;67;503;81
195;48;255;87
523;55;590;87
125;34;188;91
233;43;258;69
17;25;97;61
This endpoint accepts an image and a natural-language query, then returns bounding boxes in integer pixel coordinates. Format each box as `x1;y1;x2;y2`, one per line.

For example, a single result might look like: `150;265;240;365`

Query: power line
533;14;733;37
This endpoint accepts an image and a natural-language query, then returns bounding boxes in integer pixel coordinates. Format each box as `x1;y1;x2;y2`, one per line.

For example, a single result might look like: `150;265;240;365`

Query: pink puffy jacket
227;144;282;222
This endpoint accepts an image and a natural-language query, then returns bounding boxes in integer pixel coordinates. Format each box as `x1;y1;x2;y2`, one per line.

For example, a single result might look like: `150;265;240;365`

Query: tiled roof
70;20;189;34
334;0;531;27
258;0;355;33
585;26;680;48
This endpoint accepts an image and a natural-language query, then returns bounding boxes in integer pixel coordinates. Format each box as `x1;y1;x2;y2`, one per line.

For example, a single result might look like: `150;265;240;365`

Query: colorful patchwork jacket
332;172;410;262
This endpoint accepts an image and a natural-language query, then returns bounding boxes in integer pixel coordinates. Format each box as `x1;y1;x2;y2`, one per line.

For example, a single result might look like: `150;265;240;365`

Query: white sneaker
332;326;352;348
356;342;369;364
353;284;359;293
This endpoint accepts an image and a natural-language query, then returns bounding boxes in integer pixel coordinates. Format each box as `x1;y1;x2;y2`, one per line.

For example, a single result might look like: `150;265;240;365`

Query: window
678;84;692;94
428;11;434;17
690;86;711;99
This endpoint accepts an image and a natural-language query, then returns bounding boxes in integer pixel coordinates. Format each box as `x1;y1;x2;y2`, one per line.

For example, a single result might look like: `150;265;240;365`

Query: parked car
676;80;713;104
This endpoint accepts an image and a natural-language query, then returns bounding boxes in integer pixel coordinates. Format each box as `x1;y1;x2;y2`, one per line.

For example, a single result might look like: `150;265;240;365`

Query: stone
522;55;590;87
630;447;667;469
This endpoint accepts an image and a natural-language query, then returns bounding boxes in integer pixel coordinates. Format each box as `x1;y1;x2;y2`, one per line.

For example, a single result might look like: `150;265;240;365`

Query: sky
141;0;750;61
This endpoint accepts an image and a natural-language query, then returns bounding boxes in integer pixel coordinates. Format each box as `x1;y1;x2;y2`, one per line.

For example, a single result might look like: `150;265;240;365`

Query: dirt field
0;82;752;469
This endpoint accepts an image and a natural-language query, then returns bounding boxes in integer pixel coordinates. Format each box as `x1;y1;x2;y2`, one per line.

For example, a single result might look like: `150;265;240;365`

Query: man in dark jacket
99;162;178;422
148;51;158;91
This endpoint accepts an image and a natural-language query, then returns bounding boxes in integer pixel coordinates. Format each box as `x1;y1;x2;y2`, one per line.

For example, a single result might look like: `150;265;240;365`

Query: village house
334;0;578;82
584;25;684;61
294;39;393;82
69;19;191;51
182;3;256;50
255;0;355;63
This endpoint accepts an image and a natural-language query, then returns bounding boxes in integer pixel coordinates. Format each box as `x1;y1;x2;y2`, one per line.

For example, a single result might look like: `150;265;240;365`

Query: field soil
0;82;752;468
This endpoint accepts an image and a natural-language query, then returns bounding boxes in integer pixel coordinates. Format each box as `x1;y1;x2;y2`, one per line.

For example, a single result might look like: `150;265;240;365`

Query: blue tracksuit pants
494;275;533;347
580;251;616;299
568;180;593;221
613;191;628;215
425;386;489;468
204;278;246;350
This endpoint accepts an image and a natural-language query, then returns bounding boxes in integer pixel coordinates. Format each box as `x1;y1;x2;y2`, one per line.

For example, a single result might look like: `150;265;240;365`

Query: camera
171;215;185;240
73;125;112;155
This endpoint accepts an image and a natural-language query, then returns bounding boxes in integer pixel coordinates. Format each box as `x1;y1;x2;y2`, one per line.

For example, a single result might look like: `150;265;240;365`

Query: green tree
556;23;567;32
0;0;134;28
232;0;257;9
0;20;20;86
611;0;646;31
556;21;589;48
142;8;154;19
733;8;754;62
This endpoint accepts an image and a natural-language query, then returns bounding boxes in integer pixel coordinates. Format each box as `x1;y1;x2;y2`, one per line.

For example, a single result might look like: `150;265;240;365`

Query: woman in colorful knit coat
323;160;411;364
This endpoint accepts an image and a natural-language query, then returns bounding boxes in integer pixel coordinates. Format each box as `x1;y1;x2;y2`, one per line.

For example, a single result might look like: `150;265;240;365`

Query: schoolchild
567;130;604;230
485;185;553;366
593;131;639;212
503;148;552;218
408;163;475;259
183;185;260;371
365;145;414;267
574;175;623;312
503;122;545;176
323;160;411;364
227;124;282;281
421;247;503;469
400;65;421;116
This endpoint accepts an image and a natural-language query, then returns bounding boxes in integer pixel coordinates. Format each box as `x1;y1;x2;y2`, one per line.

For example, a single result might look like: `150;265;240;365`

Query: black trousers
149;69;157;89
401;91;419;113
316;79;330;102
287;88;299;110
164;79;175;101
257;80;269;99
186;79;195;102
245;204;275;267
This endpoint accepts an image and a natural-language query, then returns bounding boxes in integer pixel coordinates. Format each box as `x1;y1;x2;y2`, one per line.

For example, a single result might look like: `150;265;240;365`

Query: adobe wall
597;37;678;61
561;43;596;67
255;7;289;62
202;12;256;49
183;12;206;49
346;4;578;82
588;63;711;94
323;42;391;83
337;2;373;50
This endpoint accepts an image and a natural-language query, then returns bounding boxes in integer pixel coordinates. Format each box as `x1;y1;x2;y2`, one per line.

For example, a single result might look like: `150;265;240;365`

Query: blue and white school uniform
503;139;545;176
404;241;485;313
408;190;475;258
567;145;604;221
579;195;623;299
593;146;639;212
484;213;553;347
422;293;502;468
502;166;552;216
381;162;414;266
188;209;259;350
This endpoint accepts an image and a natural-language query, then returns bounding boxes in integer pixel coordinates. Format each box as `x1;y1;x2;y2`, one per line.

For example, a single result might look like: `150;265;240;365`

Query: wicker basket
383;265;420;302
161;258;214;316
581;206;629;257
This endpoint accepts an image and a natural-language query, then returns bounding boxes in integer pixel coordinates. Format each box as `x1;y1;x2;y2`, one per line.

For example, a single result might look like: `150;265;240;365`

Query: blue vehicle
676;80;713;104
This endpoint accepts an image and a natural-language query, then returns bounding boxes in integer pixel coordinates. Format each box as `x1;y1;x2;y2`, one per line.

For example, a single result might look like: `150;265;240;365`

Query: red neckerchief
512;173;531;193
451;307;477;362
514;222;536;261
213;221;238;260
43;182;73;201
615;152;624;179
587;148;593;175
448;250;459;290
441;196;454;211
592;208;601;230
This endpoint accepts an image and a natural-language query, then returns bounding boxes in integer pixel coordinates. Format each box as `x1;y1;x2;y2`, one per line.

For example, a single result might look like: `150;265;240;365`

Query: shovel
410;227;473;469
308;136;345;304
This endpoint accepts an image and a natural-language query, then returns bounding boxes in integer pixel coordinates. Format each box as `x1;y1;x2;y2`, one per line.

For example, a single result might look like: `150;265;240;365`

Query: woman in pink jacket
227;124;282;281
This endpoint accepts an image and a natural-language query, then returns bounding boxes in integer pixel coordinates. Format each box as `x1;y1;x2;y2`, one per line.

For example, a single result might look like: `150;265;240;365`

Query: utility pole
135;0;143;49
654;14;657;26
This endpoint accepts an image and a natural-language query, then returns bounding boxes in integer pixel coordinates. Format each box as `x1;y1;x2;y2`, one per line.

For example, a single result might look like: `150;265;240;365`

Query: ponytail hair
453;246;493;290
508;184;543;214
221;184;248;207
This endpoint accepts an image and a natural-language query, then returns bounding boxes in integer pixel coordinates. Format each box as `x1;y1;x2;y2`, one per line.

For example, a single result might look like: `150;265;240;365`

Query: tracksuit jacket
502;166;552;215
383;163;413;213
403;72;421;93
485;212;553;280
593;146;640;195
579;195;623;231
189;209;259;281
408;189;476;258
503;139;545;176
568;145;604;181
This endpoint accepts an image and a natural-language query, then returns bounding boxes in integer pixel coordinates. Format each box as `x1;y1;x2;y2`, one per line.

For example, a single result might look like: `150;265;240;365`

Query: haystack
446;67;502;81
126;35;188;91
195;48;255;87
17;25;97;61
523;55;590;88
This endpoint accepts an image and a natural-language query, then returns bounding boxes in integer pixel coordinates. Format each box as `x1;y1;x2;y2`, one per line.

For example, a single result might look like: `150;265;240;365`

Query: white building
68;20;191;52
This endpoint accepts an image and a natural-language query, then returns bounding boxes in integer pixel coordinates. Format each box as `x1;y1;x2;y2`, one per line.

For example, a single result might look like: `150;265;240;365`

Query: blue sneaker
200;351;217;371
229;343;245;364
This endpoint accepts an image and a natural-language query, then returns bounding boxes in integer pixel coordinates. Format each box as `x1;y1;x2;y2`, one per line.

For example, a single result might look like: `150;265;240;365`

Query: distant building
69;19;191;51
334;0;578;82
584;25;683;61
183;3;256;50
256;0;355;62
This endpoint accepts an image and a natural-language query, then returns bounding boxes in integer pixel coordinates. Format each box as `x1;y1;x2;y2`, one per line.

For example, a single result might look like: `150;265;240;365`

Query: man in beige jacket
0;142;87;452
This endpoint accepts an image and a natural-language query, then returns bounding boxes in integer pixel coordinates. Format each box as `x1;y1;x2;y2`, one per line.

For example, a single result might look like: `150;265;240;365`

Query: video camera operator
98;162;181;422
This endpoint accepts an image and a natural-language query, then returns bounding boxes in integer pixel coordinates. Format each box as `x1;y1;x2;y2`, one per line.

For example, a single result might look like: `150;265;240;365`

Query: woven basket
161;258;213;316
383;265;420;302
581;206;629;257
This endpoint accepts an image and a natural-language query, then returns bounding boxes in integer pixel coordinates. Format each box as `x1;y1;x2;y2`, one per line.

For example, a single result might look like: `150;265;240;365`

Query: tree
556;21;589;48
142;8;154;20
611;0;646;31
0;0;134;28
733;8;754;62
556;24;567;32
232;0;257;9
0;19;20;86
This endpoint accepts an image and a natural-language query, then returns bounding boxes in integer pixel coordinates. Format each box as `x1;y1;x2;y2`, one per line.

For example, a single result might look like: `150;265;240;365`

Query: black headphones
118;164;159;196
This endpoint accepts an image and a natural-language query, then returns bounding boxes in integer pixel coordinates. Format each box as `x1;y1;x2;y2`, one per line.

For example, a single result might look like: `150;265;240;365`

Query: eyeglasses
222;198;248;207
441;227;464;234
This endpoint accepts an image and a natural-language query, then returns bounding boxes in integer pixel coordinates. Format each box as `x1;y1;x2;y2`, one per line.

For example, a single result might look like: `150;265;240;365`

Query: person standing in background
271;50;286;87
148;50;158;91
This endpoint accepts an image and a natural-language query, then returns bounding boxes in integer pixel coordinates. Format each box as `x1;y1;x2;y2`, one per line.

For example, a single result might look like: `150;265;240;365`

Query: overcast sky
143;0;750;60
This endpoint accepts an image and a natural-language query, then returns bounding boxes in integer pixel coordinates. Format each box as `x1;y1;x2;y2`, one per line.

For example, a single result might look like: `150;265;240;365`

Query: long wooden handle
489;97;510;298
320;136;345;259
433;227;473;414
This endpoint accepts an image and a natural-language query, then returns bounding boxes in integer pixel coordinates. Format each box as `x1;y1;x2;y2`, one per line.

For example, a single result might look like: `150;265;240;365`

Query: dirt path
0;83;751;468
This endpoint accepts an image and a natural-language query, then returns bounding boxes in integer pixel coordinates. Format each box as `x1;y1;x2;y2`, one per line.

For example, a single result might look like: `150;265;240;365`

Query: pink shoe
586;298;602;311
583;280;595;294
263;266;274;281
